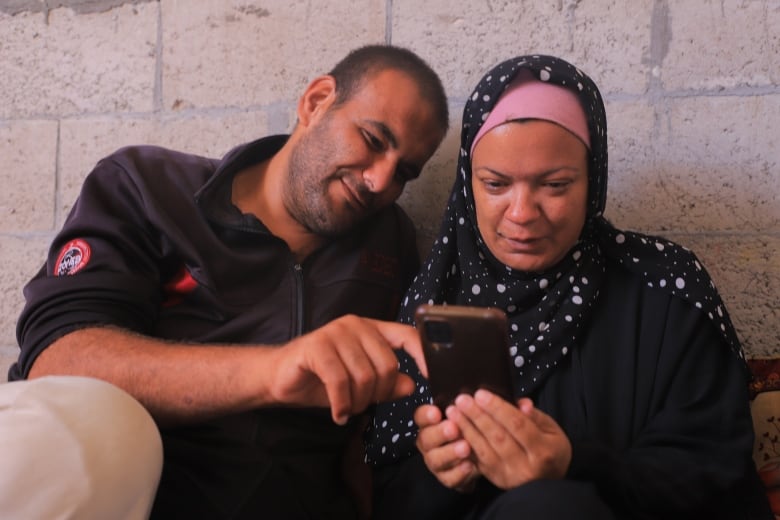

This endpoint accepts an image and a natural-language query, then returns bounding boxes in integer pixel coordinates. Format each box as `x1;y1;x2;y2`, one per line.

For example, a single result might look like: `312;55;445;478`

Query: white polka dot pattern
365;54;745;467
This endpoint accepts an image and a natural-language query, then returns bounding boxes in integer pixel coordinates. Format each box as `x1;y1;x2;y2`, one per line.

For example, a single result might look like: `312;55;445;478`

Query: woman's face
471;120;589;273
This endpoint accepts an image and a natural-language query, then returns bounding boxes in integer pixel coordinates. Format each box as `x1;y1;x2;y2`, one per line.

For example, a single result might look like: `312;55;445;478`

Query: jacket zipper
292;263;305;337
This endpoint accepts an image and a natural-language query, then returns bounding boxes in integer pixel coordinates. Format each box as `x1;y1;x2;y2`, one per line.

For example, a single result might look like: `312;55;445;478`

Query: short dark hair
328;44;449;134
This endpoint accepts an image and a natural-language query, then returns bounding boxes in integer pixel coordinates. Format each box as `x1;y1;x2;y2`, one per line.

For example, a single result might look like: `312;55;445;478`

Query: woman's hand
414;403;481;492
445;390;572;489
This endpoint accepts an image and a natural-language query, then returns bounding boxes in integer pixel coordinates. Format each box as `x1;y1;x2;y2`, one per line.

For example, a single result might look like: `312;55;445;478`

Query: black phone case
415;304;515;411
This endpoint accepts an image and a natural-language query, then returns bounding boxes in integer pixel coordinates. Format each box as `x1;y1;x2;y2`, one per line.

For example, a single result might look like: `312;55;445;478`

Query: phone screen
415;304;515;411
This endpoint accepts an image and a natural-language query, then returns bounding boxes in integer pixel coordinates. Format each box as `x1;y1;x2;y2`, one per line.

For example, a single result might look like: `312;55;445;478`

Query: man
3;44;448;519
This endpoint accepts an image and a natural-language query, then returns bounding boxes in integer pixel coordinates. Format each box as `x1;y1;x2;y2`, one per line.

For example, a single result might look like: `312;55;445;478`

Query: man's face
285;69;444;237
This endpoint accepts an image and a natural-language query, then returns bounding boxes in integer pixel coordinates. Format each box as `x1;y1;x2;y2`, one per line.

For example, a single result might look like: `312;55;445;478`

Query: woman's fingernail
474;389;491;405
455;394;472;408
454;440;470;457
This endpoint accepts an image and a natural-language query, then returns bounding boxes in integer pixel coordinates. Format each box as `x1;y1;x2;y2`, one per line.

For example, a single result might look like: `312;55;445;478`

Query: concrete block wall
1;0;778;381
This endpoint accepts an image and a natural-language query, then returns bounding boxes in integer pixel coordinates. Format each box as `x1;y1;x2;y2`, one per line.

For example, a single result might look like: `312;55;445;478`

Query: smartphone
414;304;515;411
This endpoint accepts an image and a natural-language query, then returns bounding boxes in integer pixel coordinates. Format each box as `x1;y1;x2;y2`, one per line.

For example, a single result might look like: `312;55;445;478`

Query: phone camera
424;320;453;351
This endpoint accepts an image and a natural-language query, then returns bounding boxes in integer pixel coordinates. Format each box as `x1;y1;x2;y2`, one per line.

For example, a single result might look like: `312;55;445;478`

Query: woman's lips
499;233;544;251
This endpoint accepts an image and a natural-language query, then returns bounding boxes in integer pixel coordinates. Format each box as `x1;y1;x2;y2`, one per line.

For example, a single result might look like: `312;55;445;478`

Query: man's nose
362;155;397;193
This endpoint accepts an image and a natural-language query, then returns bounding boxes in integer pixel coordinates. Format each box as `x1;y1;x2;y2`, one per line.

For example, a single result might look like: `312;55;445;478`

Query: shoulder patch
55;239;92;276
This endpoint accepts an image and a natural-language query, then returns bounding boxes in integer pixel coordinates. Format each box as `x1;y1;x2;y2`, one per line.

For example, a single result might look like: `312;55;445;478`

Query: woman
366;55;771;519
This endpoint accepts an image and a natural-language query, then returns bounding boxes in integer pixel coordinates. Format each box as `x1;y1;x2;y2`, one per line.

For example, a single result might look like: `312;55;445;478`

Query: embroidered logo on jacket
359;250;400;279
162;265;199;307
54;239;92;276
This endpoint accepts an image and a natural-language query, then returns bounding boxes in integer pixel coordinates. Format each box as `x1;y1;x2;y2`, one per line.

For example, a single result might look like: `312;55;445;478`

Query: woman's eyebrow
474;165;583;178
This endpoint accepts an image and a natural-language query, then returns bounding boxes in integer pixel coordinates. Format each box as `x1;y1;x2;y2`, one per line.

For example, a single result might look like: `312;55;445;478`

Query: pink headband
470;70;591;156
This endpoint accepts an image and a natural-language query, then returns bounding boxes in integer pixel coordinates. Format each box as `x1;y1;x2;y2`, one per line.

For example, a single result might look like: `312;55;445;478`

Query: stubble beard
286;130;358;238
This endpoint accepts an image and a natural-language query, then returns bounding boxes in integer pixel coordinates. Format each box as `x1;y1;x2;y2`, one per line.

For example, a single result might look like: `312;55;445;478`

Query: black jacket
371;259;771;520
12;136;420;519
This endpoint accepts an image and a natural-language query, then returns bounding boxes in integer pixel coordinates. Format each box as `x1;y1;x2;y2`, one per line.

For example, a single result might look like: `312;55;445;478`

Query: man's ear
297;75;337;127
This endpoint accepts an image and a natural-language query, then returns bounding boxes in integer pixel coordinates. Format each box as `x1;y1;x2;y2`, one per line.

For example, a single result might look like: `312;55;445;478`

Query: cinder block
392;0;653;98
601;99;660;231
161;0;385;110
669;234;780;359
393;1;570;99
397;104;461;254
58;110;273;223
0;235;52;353
665;0;780;90
0;346;19;382
560;0;655;95
0;4;158;118
652;95;780;232
0;121;58;232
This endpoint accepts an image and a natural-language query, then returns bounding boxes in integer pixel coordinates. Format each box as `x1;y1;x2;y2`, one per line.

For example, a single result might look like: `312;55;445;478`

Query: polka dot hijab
365;55;745;465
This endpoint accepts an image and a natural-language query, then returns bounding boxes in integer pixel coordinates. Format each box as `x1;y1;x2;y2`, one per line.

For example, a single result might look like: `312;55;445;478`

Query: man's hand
445;391;571;489
266;315;427;425
414;403;481;492
29;317;426;425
